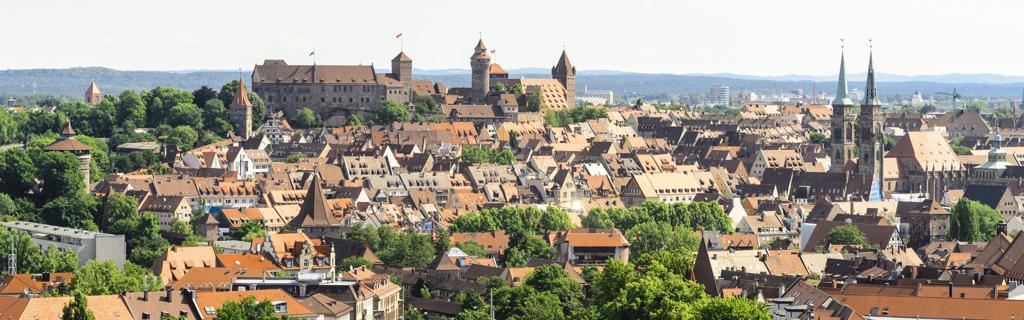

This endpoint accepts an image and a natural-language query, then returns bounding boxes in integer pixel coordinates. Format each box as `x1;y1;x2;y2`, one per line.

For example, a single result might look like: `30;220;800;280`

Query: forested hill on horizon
2;67;1023;99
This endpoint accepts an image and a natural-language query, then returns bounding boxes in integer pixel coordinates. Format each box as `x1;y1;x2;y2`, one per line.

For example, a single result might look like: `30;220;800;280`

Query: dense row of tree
0;80;264;153
544;106;609;127
460;146;515;165
582;201;731;257
415;248;769;319
447;206;573;267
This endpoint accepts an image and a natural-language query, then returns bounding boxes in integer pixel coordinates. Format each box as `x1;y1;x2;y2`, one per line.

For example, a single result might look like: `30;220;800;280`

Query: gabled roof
886;131;963;171
962;184;1009;210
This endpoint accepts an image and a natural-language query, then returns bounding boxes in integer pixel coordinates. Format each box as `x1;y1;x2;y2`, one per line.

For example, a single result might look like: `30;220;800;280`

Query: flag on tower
308;50;315;56
395;33;403;38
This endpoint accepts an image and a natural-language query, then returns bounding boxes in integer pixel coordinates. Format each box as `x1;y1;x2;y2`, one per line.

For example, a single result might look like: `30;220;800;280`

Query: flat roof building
3;221;126;268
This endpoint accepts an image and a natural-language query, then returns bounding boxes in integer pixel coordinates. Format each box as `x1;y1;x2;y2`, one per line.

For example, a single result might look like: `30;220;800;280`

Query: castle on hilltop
252;39;577;125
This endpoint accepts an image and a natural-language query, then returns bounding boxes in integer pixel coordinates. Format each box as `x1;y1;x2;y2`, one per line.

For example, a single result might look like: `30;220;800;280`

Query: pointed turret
292;172;338;228
863;51;881;106
230;79;253;109
475;39;487;51
60;119;77;138
552;49;577;106
392;52;412;62
832;52;853;106
552;50;574;75
85;81;102;105
228;78;254;139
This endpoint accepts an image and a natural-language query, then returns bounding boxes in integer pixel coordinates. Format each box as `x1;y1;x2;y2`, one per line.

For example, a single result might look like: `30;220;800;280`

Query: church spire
863;45;881;106
230;78;253;109
832;46;853;106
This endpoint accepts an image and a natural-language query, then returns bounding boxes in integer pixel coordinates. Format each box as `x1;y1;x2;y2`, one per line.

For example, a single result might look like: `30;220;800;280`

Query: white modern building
710;84;730;106
4;221;126;268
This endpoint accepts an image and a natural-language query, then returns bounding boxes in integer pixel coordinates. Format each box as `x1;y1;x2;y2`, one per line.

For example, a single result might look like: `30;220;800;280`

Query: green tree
413;96;438;114
455;241;487;257
71;260;162;295
0;225;43;273
170;219;192;235
510;83;525;95
691;297;771;320
285;153;304;163
61;291;95;320
110;211;170;266
192;86;219;108
825;224;868;246
142;87;193;127
504;235;553;267
39;245;78;273
212;295;279;320
374;228;435;268
582;208;616;228
164;125;198;150
809;132;830;147
591;260;708;320
626;221;699;256
40;194;99;231
97;192;139;232
110;151;160;173
0;148;37;198
539;206;573;232
524;264;585;316
293;107;320;128
117;90;147;130
0;109;20;144
434;227;451;254
375;100;411;124
344;114;364;126
236;220;268;241
948;137;973;155
339;256;373;270
525;93;542;112
347;223;381;248
201;99;233;137
949;198;1005;241
493;83;508;94
455;309;490;320
36;151;86;204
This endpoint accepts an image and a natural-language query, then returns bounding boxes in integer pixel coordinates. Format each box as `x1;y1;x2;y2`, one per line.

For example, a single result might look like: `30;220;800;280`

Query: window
205;307;216;315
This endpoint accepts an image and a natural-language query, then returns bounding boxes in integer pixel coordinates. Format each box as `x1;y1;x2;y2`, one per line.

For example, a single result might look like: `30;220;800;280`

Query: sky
2;0;1023;76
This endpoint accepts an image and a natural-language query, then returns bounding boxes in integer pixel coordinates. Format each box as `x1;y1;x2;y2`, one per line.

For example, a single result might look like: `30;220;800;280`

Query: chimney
143;291;149;301
165;287;173;302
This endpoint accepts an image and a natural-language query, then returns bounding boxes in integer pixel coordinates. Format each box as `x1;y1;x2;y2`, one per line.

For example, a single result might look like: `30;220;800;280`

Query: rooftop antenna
8;241;16;275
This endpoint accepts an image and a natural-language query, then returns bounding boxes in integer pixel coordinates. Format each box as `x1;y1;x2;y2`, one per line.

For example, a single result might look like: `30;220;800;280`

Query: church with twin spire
829;47;887;200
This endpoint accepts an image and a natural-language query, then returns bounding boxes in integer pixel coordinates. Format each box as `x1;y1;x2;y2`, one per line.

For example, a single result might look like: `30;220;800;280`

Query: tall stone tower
470;39;492;103
859;51;886;199
830;51;857;172
392;51;413;100
229;79;254;139
85;81;102;105
552;50;576;105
